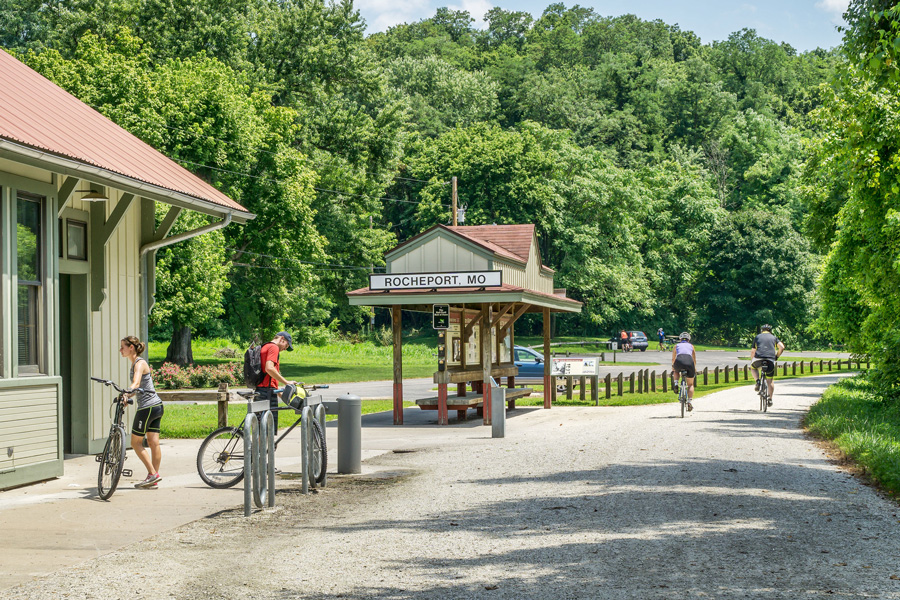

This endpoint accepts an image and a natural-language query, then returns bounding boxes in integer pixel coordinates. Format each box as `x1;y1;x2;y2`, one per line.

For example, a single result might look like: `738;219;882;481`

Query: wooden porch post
481;303;493;425
392;305;403;425
543;306;552;409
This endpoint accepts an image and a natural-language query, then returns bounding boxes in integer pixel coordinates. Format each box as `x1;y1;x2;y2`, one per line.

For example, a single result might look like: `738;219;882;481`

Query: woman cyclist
119;336;164;488
671;332;697;411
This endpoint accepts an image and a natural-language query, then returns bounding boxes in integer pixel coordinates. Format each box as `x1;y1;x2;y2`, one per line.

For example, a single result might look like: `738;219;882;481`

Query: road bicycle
755;360;774;412
676;369;690;418
90;377;143;500
196;384;329;489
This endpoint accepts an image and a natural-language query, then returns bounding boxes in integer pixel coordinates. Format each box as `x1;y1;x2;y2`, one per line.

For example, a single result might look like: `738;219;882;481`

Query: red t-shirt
258;342;280;388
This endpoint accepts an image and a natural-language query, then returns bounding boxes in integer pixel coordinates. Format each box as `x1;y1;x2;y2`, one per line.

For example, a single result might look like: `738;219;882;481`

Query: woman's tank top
130;357;163;409
675;341;694;357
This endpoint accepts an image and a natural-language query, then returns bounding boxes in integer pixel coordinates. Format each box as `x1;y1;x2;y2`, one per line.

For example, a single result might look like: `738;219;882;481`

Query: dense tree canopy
0;0;849;359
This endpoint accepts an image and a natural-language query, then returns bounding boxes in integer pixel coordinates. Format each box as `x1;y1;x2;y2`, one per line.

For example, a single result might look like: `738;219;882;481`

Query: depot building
0;50;252;489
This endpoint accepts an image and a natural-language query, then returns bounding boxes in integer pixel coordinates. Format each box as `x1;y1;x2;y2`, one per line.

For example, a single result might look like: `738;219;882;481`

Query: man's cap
276;331;294;351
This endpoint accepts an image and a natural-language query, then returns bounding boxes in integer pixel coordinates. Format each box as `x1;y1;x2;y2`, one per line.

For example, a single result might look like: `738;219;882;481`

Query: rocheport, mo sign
369;271;502;291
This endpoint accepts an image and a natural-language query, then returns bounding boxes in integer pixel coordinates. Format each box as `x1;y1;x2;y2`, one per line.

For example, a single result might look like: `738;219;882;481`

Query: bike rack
243;400;276;516
299;396;329;494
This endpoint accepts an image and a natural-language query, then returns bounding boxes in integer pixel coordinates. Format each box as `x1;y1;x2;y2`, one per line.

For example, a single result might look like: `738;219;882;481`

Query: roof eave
0;138;255;223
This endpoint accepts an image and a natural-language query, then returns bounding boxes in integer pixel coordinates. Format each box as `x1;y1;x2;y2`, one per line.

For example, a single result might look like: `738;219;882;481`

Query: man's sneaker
672;382;679;395
767;397;773;407
687;402;693;412
754;379;760;392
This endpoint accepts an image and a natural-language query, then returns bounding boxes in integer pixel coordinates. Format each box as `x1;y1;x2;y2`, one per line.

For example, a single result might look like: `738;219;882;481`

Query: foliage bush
154;362;243;389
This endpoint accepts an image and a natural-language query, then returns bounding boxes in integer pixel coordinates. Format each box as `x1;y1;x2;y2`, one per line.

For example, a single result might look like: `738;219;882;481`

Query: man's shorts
752;358;776;377
132;404;164;436
672;354;696;378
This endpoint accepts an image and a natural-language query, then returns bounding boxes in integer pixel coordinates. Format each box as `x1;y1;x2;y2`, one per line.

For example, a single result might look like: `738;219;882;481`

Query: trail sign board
433;304;450;329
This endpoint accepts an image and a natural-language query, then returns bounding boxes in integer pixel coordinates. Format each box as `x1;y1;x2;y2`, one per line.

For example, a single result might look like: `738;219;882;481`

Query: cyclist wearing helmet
751;324;784;406
671;332;697;411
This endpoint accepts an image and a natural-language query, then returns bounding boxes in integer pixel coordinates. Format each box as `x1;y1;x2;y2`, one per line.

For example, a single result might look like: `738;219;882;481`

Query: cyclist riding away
671;332;697;411
751;324;784;407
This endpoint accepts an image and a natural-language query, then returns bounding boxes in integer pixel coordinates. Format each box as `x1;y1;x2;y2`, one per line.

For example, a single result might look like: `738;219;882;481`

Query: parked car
609;331;649;352
513;345;564;379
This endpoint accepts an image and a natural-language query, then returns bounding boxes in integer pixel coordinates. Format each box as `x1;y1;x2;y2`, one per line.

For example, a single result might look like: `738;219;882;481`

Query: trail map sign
369;271;502;291
433;304;449;329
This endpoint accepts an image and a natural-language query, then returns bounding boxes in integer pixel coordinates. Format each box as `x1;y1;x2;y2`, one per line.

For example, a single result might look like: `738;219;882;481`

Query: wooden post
629;372;635;393
637;370;643;393
734;364;739;380
792;362;797;376
566;375;573;400
819;359;824;372
744;365;749;380
810;360;814;374
481;303;493;424
543;306;552;410
217;382;229;428
617;373;623;396
579;375;586;400
714;366;720;384
592;375;599;404
605;374;611;399
724;366;729;383
662;370;668;393
651;370;656;392
451;176;458;226
392;305;403;425
438;383;449;426
800;361;804;374
828;360;832;371
782;363;788;376
703;367;708;386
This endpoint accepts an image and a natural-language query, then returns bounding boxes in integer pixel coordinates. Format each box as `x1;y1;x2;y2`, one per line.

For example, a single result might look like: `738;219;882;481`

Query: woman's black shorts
672;354;696;378
132;404;164;436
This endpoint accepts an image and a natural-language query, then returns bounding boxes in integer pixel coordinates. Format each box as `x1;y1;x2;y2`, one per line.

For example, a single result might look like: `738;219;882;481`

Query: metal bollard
492;386;506;438
337;394;362;474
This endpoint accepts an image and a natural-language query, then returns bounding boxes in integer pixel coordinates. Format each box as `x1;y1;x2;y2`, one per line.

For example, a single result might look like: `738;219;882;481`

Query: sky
355;0;849;52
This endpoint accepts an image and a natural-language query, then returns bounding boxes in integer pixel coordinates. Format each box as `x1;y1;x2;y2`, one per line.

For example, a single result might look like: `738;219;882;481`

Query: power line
226;247;385;270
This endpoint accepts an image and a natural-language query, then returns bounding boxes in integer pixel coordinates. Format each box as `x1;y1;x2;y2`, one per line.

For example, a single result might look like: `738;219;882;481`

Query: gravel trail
4;374;899;600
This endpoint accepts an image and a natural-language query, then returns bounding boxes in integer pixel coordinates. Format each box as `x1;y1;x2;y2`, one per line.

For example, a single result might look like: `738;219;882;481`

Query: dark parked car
610;331;649;352
513;345;563;378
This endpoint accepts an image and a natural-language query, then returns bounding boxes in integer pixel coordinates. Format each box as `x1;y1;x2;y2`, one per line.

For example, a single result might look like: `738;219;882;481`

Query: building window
66;220;87;260
17;193;42;372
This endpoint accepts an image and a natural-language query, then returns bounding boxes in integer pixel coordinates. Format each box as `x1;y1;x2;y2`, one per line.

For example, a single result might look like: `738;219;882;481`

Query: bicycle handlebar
90;377;145;395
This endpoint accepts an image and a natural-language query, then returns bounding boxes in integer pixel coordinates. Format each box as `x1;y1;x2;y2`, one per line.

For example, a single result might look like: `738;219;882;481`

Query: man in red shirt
257;331;296;431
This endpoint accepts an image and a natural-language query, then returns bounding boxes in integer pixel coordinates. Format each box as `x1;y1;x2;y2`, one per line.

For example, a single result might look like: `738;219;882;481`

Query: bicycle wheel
760;380;768;412
680;384;686;418
197;426;245;488
309;418;327;486
98;426;126;500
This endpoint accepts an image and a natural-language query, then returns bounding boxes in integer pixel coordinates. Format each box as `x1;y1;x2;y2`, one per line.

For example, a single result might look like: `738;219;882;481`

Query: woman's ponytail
122;335;146;355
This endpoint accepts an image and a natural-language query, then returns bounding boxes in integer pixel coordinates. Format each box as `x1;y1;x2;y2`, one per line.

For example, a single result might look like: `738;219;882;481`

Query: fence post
629;372;635;394
744;365;749;380
866;359;870;369
782;363;788;376
703;367;708;386
566;375;573;400
856;359;861;369
591;375;599;405
714;366;719;384
734;365;739;380
605;374;611;399
217;382;229;428
662;370;668;393
724;366;729;383
810;360;815;373
617;373;623;396
637;370;643;394
800;361;804;374
580;376;586;400
828;360;832;371
819;359;823;372
651;370;656;392
792;362;797;376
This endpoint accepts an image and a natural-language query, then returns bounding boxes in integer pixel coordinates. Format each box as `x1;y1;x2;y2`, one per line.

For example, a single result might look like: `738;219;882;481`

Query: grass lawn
805;375;900;497
148;338;438;385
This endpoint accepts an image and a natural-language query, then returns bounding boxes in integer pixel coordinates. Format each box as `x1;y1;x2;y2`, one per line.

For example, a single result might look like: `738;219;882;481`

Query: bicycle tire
309;418;327;486
680;383;686;418
98;426;126;500
197;426;245;488
760;379;768;412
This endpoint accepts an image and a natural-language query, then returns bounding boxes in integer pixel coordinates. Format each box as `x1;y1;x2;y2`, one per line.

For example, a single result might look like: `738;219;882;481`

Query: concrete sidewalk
0;405;510;591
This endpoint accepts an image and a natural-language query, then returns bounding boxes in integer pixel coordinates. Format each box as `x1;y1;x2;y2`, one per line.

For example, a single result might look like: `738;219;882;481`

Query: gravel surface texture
5;374;899;599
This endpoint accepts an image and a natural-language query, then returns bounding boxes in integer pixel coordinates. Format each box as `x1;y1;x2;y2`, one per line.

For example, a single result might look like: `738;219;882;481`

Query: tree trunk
165;325;193;366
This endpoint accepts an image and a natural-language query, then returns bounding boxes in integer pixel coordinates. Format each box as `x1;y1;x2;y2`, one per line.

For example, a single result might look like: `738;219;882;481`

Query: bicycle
755;360;774;412
90;377;143;500
676;370;690;418
196;384;329;489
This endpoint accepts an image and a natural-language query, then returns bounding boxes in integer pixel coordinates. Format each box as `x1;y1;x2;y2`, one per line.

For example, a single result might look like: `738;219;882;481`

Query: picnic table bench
416;387;534;420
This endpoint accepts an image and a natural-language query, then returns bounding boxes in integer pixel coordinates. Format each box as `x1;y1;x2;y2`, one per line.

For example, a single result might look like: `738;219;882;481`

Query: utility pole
451;176;458;227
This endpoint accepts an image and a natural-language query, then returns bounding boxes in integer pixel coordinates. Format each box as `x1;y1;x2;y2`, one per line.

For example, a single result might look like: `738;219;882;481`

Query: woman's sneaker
135;473;161;488
687;402;693;412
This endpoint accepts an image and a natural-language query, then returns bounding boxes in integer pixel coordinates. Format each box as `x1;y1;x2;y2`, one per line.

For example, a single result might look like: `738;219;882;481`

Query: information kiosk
348;224;582;426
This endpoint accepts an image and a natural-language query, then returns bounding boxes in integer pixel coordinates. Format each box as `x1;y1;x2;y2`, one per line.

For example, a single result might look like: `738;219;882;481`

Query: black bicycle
676;370;690;418
91;377;143;500
755;360;773;412
196;385;329;489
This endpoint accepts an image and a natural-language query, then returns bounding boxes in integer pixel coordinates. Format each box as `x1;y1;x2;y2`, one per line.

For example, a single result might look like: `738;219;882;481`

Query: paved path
4;373;899;599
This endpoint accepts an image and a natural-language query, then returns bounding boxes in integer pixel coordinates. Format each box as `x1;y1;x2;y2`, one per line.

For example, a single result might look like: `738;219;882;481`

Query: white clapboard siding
0;385;58;470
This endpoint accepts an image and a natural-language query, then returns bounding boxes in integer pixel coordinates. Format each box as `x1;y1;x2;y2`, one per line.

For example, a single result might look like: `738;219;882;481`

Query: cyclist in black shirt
750;324;785;406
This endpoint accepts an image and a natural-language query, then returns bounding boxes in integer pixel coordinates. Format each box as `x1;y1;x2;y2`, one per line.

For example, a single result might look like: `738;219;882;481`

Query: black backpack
243;344;264;388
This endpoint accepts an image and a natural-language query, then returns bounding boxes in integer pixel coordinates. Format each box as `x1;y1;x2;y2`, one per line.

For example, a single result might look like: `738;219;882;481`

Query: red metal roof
447;224;534;263
0;49;249;214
